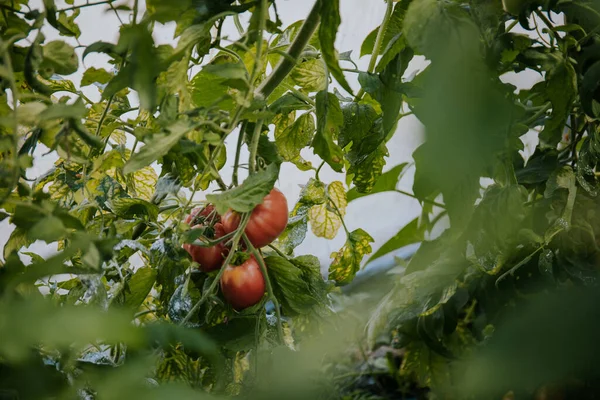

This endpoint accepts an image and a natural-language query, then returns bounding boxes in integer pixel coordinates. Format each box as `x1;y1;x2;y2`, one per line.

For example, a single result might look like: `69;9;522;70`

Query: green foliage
3;0;600;398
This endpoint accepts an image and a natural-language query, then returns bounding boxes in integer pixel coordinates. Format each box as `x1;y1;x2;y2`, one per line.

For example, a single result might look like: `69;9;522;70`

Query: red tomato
221;188;288;248
220;255;265;310
185;204;218;226
183;222;228;272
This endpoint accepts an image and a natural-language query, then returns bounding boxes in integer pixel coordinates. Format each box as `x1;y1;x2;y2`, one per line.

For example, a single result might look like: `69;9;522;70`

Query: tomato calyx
229;251;251;266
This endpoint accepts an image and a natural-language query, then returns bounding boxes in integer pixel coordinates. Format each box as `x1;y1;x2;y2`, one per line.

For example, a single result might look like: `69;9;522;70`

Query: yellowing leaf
290;58;328;92
132;166;158;201
307;180;347;239
275;113;315;161
328;228;374;285
111;129;127;146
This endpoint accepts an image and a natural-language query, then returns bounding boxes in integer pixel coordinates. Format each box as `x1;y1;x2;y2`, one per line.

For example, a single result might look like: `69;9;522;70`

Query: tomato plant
2;0;600;398
222;188;289;249
220;254;266;310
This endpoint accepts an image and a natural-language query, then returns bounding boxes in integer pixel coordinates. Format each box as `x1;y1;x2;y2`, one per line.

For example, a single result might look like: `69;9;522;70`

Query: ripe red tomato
183;213;228;272
221;188;288;248
220;255;265;310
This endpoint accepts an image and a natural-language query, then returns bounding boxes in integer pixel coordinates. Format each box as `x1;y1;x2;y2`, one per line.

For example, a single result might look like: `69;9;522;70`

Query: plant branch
58;0;116;12
255;0;321;99
394;189;445;209
232;122;246;187
248;119;263;174
267;244;289;259
249;0;268;86
367;0;393;74
329;198;350;235
355;0;393;101
189;230;237;247
244;235;285;344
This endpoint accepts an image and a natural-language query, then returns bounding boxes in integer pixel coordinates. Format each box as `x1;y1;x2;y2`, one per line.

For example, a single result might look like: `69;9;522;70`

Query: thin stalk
181;213;251;325
329;198;350;235
98;95;116;154
248;119;263;174
232;122;246;187
267;244;289;259
233;14;244;36
244;235;285;344
506;19;519;32
394;189;445;209
58;0;116;12
367;0;393;74
355;0;394;101
190;230;236;247
249;0;268;86
0;35;23;205
315;160;325;181
255;0;321;98
132;0;139;24
523;102;551;126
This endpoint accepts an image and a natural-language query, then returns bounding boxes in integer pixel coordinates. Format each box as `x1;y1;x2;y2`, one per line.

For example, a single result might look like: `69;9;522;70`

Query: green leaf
265;255;319;316
361;28;379;57
358;48;412;137
403;0;478;57
81;67;113;87
109;197;159;221
104;25;162;110
207;163;279;215
318;0;353;94
544;166;577;226
0;297;142;362
3;227;34;260
275;113;315;162
339;102;388;192
269;92;312;115
581;60;600;118
312;91;344;172
190;70;235;112
539;57;577;146
28;216;66;243
328;228;374;285
367;217;425;264
203;61;249;83
39;100;87;121
348;144;389;195
117;267;157;311
39;41;79;78
203;317;260;352
124;120;197;174
347;162;408;201
290;58;328;92
82;41;120;61
360;0;409;58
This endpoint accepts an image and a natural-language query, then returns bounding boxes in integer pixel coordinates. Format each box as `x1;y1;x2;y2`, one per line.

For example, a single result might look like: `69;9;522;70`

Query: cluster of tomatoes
183;188;288;310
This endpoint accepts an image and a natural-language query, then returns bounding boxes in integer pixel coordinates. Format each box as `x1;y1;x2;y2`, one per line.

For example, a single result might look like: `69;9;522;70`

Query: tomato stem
248;119;264;174
255;0;321;99
189;230;236;247
244;234;285;345
231;121;246;187
354;0;394;102
267;244;289;259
